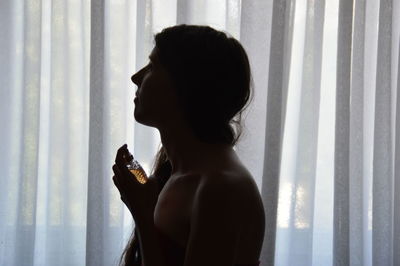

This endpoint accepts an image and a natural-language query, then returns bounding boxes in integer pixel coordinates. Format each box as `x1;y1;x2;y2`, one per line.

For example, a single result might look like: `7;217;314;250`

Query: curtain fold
16;0;42;265
284;0;324;264
394;37;400;266
1;0;400;266
373;0;394;264
349;0;366;265
260;0;293;264
334;0;353;264
86;0;105;264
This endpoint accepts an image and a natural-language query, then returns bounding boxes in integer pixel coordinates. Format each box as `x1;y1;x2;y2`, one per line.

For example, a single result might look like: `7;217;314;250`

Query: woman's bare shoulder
197;165;260;206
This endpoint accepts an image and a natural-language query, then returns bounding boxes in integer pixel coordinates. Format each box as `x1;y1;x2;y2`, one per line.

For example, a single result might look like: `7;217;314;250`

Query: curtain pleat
349;0;366;265
0;1;14;264
86;0;106;265
394;37;400;266
372;0;393;265
225;0;241;38
34;0;51;264
285;0;324;265
238;0;272;202
2;0;23;264
363;1;380;264
0;0;13;229
260;0;293;265
14;0;42;265
334;0;353;265
176;0;188;25
309;0;330;264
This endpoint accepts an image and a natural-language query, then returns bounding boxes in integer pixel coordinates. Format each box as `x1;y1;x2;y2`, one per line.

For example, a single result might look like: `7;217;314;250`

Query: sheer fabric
1;0;399;266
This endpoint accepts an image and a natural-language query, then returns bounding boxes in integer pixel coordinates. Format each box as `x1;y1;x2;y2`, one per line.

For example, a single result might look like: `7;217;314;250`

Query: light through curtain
0;0;399;266
243;0;399;265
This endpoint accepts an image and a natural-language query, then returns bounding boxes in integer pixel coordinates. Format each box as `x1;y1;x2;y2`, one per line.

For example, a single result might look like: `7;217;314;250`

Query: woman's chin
133;108;141;121
133;108;147;125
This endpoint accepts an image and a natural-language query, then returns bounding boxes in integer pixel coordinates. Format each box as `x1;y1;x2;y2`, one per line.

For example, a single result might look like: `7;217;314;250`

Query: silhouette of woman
112;24;265;266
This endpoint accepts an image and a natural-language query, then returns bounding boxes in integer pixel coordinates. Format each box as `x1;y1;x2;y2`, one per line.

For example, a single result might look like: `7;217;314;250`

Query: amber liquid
129;168;148;184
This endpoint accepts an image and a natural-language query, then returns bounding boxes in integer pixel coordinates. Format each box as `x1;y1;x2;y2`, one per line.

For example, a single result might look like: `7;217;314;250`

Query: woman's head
132;24;253;146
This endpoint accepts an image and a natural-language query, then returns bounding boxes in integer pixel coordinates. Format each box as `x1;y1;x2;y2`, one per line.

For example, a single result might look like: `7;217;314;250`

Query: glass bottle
125;153;148;184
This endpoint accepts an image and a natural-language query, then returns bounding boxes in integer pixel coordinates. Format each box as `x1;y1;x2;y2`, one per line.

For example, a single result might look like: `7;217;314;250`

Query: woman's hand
112;144;159;222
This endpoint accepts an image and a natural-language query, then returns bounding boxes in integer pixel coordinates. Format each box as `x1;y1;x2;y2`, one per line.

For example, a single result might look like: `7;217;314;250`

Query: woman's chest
154;175;200;247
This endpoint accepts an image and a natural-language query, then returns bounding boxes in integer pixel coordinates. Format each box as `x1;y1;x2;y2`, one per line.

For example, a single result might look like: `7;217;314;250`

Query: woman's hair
119;24;254;266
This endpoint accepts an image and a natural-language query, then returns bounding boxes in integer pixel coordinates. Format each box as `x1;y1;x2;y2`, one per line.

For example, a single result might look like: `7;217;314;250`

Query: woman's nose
131;72;140;86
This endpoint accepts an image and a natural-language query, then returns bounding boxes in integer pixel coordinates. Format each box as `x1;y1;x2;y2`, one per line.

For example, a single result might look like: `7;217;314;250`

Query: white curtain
0;0;399;266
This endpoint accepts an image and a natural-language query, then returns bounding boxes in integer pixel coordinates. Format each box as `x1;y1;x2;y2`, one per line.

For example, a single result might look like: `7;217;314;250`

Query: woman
112;24;265;266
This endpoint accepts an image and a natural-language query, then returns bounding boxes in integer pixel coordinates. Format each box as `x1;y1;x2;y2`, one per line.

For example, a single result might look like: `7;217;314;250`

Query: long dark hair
119;24;254;266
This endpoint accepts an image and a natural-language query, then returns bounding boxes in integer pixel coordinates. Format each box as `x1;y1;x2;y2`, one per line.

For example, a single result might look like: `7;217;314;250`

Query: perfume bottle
125;152;148;184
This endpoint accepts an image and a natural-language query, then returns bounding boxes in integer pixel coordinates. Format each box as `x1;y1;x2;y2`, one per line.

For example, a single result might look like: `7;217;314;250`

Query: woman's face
131;47;179;127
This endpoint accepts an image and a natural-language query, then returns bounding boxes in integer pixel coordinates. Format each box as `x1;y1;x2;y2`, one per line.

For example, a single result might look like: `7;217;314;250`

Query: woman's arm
130;175;168;266
135;213;168;266
183;174;243;266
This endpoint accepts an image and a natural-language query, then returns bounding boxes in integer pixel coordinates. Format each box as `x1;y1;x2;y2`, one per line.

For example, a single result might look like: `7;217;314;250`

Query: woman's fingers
112;175;121;190
115;144;131;177
115;144;127;164
112;163;121;176
112;164;123;188
112;164;131;208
